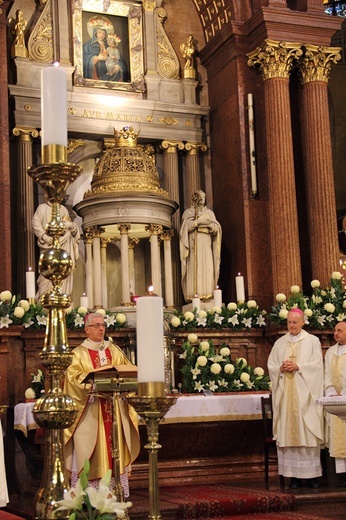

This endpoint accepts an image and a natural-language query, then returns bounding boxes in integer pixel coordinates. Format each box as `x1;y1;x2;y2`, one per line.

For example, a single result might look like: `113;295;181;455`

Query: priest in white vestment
268;308;324;489
180;190;222;302
64;312;140;497
324;321;346;486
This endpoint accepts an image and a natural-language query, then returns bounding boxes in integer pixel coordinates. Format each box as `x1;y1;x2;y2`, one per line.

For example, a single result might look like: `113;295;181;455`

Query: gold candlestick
28;145;82;519
127;389;176;520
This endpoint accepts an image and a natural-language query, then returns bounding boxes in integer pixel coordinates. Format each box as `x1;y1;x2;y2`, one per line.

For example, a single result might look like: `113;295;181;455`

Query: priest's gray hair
84;311;105;328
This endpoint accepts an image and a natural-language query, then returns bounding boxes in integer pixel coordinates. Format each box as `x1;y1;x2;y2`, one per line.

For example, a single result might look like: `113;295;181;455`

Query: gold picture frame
72;0;145;92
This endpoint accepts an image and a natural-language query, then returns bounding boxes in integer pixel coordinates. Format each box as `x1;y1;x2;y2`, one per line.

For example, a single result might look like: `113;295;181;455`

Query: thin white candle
80;294;89;308
236;273;245;302
136;295;165;383
26;267;36;299
41;65;67;147
192;296;200;312
247;93;257;197
213;288;222;308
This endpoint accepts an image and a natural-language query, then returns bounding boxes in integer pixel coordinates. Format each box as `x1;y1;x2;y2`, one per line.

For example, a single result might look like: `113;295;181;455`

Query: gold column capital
161;140;185;153
247;39;303;80
185;142;207;155
299;45;341;84
129;238;140;248
145;224;163;235
143;0;157;11
12;126;39;141
100;237;111;248
160;229;174;240
84;226;105;239
117;223;131;235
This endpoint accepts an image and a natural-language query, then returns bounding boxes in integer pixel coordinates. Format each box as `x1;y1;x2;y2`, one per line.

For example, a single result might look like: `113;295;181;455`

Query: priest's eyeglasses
87;323;106;329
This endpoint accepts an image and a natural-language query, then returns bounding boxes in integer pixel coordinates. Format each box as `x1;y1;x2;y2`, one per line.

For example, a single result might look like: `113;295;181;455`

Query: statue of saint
32;202;80;299
9;9;28;58
179;190;222;302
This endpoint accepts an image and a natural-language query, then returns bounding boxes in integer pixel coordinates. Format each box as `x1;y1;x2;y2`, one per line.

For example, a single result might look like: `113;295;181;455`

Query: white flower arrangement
269;273;346;329
54;459;131;520
180;336;270;393
169;300;267;332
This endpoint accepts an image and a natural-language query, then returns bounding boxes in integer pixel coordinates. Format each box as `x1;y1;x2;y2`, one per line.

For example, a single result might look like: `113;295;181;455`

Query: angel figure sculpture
180;35;196;79
9;9;28;58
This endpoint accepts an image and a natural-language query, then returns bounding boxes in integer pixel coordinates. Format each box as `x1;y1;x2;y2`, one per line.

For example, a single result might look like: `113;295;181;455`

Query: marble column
299;45;341;285
129;238;139;297
184;142;207;208
146;224;163;297
118;223;131;306
12;127;39;295
92;227;104;308
161;140;184;306
101;238;110;310
83;230;94;310
161;229;174;308
248;40;303;296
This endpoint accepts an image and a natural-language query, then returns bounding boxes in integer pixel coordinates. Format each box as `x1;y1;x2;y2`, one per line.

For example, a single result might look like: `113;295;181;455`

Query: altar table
13;402;38;437
162;392;269;424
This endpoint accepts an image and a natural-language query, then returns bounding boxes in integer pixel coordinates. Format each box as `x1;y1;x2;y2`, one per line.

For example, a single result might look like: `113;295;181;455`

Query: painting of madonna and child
82;12;130;83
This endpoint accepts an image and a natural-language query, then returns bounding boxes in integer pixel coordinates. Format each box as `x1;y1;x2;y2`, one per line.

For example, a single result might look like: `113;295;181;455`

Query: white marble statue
32;202;80;298
179;190;222;302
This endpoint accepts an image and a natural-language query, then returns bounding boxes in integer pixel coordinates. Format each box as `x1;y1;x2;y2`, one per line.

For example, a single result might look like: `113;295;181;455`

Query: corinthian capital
299;44;341;84
247;39;303;80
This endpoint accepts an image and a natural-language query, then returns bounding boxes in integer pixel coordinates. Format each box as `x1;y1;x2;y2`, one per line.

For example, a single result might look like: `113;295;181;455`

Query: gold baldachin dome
84;127;169;199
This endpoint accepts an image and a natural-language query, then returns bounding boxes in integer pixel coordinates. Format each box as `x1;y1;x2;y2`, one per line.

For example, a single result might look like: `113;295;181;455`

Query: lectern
83;365;137;505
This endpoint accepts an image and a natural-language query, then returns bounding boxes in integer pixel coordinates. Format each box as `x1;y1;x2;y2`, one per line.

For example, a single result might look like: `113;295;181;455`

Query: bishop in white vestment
268;309;324;489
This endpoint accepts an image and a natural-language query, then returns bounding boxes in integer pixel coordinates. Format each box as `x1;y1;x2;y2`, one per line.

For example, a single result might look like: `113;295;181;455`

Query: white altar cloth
14;402;38;437
162;392;269;424
0;421;9;507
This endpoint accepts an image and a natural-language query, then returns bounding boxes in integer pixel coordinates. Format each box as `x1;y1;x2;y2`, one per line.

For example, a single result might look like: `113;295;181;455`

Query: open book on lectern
81;364;138;393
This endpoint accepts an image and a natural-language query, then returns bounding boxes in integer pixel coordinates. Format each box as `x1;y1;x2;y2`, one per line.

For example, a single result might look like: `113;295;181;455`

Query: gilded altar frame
72;0;145;92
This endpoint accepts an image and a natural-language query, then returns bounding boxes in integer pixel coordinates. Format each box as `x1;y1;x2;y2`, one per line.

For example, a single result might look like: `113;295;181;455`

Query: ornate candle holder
127;382;177;520
28;145;81;519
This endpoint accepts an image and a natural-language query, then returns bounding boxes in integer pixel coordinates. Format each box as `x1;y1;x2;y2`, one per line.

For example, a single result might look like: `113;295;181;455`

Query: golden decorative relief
68;108;77;115
24;104;32;111
68;139;85;156
299;44;341;84
9;9;29;58
156;7;180;80
28;0;53;63
247;39;303;80
158;117;178;126
185;120;192;126
118;223;132;234
161;140;185;153
146;115;153;123
185;142;207;155
84;127;169;200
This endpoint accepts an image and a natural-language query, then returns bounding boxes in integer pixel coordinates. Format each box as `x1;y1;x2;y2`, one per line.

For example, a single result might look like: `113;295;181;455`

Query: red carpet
0;512;26;520
159;484;296;519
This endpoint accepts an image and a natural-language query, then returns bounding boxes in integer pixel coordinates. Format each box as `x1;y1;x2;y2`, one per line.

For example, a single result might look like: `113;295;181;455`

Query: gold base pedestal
127;396;176;520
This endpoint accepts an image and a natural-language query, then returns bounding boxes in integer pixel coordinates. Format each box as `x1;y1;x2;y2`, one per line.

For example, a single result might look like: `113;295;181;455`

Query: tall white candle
26;267;36;299
80;294;89;309
247;93;257;197
192;296;200;312
235;273;245;302
136;295;165;383
41;65;67;147
213;288;222;308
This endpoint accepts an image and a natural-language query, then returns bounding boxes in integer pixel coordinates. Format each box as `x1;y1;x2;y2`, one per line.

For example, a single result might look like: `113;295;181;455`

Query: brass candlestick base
127;395;177;520
28;147;82;519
